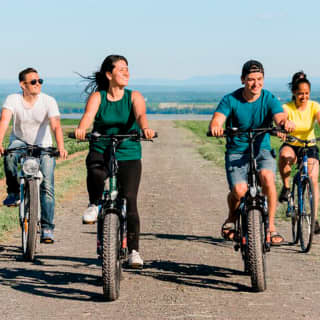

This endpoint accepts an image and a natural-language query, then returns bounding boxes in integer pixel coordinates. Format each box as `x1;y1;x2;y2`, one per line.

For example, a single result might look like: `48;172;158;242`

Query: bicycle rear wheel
22;180;39;261
247;209;266;292
102;212;121;301
291;182;299;245
299;177;315;253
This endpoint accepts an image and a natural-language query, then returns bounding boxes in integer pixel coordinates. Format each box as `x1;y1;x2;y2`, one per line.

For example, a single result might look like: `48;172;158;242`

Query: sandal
270;231;285;246
221;222;236;241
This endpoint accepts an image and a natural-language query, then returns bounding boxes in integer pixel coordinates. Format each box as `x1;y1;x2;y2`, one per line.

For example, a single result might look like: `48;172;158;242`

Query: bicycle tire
238;214;249;274
291;182;300;244
102;212;121;301
247;209;266;292
24;180;39;261
299;177;315;253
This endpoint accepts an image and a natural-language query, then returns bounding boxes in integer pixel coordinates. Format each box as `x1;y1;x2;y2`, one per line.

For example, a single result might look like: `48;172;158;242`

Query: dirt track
1;120;320;320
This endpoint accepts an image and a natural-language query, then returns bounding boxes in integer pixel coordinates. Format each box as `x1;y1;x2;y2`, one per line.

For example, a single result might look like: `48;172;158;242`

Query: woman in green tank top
75;55;155;268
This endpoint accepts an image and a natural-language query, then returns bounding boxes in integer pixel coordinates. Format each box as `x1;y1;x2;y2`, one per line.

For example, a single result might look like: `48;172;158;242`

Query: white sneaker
128;250;143;269
82;204;99;224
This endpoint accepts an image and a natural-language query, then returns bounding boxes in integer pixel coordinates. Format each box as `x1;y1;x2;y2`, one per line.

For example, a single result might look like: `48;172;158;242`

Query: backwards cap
241;60;264;78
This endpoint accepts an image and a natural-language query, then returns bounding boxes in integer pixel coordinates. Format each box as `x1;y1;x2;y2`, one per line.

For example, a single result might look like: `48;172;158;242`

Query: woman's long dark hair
289;71;311;100
79;55;128;97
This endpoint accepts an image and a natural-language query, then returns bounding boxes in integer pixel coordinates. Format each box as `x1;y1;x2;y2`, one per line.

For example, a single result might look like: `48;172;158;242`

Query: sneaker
3;193;20;207
82;204;99;224
128;250;143;269
278;187;291;203
41;229;54;244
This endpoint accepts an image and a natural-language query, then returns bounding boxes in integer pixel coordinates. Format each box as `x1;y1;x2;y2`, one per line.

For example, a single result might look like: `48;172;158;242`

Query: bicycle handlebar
286;135;320;145
68;131;158;141
4;145;60;157
206;127;285;138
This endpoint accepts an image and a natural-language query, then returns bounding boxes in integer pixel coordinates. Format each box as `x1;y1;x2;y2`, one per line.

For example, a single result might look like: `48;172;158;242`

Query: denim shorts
225;149;276;190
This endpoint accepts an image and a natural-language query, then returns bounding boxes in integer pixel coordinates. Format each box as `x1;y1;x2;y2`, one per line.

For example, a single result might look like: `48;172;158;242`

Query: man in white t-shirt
0;67;68;243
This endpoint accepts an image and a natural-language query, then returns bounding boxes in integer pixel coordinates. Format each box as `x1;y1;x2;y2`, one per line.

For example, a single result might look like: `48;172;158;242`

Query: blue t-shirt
216;88;283;154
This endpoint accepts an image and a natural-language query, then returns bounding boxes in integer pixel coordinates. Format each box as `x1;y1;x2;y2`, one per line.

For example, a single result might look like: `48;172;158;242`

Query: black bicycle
208;127;281;292
4;145;59;261
69;131;156;301
284;135;320;253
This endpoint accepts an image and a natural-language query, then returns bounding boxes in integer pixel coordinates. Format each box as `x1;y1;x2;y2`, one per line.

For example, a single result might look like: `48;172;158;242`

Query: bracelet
142;128;149;130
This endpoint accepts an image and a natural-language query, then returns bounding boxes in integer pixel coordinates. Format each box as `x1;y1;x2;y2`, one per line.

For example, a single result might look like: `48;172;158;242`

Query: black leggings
86;151;142;253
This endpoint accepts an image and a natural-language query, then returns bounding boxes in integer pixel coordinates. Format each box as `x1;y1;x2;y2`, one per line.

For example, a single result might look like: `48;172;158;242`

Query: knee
232;184;247;200
259;170;275;189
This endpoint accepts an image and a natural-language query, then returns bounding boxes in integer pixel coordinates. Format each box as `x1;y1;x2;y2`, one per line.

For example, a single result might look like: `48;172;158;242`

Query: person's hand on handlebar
142;128;155;139
210;125;224;137
75;128;87;141
284;119;295;133
58;147;68;160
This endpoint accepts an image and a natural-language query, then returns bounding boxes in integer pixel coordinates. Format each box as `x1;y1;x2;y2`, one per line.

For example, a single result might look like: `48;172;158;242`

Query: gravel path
0;120;320;320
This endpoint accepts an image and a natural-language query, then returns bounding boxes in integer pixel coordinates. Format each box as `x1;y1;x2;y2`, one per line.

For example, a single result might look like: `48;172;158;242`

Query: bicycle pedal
40;239;54;244
82;221;96;225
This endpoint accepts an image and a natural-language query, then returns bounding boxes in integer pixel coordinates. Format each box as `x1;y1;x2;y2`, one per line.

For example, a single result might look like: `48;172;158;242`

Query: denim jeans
4;140;56;230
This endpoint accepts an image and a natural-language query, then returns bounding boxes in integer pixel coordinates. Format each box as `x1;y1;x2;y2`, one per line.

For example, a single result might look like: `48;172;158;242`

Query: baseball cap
241;60;264;78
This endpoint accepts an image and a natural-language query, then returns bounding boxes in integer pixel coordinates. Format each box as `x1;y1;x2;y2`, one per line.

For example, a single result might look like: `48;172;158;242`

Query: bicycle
4;145;59;261
283;135;320;253
208;126;281;292
69;131;157;301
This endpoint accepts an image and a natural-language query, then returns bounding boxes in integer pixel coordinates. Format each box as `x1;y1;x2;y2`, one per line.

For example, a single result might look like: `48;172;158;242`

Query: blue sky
1;0;320;80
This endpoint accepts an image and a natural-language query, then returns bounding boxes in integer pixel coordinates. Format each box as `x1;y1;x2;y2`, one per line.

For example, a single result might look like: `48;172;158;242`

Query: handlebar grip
152;132;158;138
68;132;76;139
206;131;213;137
68;132;92;140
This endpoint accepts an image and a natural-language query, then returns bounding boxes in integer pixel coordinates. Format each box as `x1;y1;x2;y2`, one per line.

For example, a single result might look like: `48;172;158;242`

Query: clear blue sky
1;0;320;80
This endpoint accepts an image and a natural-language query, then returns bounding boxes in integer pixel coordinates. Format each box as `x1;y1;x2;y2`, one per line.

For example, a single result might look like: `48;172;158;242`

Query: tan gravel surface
1;120;320;320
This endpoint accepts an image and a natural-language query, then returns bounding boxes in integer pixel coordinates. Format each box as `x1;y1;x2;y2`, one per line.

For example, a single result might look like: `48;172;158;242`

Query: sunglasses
25;79;44;85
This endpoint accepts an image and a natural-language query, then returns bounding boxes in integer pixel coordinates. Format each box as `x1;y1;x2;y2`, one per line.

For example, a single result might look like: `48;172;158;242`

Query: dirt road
1;120;320;320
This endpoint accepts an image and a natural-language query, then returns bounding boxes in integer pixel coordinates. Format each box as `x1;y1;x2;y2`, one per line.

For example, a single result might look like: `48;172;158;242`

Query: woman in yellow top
278;71;320;233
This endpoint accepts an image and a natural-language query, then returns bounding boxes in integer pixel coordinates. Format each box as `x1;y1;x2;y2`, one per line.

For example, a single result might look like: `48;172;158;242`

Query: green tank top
91;89;141;160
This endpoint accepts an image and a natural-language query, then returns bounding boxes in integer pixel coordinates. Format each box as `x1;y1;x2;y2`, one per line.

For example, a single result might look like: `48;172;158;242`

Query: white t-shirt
3;92;60;147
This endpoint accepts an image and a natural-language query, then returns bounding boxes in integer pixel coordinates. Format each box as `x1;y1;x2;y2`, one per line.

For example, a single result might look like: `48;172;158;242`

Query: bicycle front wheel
102;212;121;301
23;180;39;261
247;209;266;292
299;177;315;253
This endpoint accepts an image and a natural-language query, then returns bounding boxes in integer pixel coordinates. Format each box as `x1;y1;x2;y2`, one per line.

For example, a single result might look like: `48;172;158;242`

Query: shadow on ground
140;232;229;248
127;259;252;293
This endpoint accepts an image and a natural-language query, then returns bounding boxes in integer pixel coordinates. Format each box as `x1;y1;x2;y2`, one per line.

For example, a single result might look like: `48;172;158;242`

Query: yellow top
283;100;320;146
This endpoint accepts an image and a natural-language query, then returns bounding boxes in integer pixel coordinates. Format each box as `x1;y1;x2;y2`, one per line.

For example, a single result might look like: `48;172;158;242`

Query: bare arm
273;111;295;132
209;112;226;136
0;109;13;155
49;116;68;159
75;92;101;140
132;91;154;139
316;111;320;125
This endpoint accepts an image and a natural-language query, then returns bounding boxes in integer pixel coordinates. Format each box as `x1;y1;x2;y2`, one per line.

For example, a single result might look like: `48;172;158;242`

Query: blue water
61;113;211;121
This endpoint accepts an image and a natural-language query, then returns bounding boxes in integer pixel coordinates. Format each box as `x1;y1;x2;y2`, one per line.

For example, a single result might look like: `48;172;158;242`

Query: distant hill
1;75;320;107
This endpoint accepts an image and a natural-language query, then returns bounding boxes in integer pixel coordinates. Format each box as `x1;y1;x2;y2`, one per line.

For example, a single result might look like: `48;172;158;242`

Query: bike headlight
22;158;40;176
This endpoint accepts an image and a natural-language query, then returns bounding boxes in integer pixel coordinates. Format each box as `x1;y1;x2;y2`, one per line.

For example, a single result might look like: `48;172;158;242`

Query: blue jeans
4;140;56;230
225;149;276;190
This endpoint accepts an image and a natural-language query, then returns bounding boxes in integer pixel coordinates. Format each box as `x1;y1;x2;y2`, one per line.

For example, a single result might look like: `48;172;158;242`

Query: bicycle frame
236;129;271;253
97;136;128;259
286;136;320;218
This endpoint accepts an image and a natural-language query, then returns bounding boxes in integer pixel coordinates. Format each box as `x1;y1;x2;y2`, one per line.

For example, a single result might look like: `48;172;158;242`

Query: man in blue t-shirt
209;60;295;245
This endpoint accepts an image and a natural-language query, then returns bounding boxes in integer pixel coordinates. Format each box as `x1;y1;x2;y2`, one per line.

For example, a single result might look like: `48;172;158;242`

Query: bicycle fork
96;198;128;259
